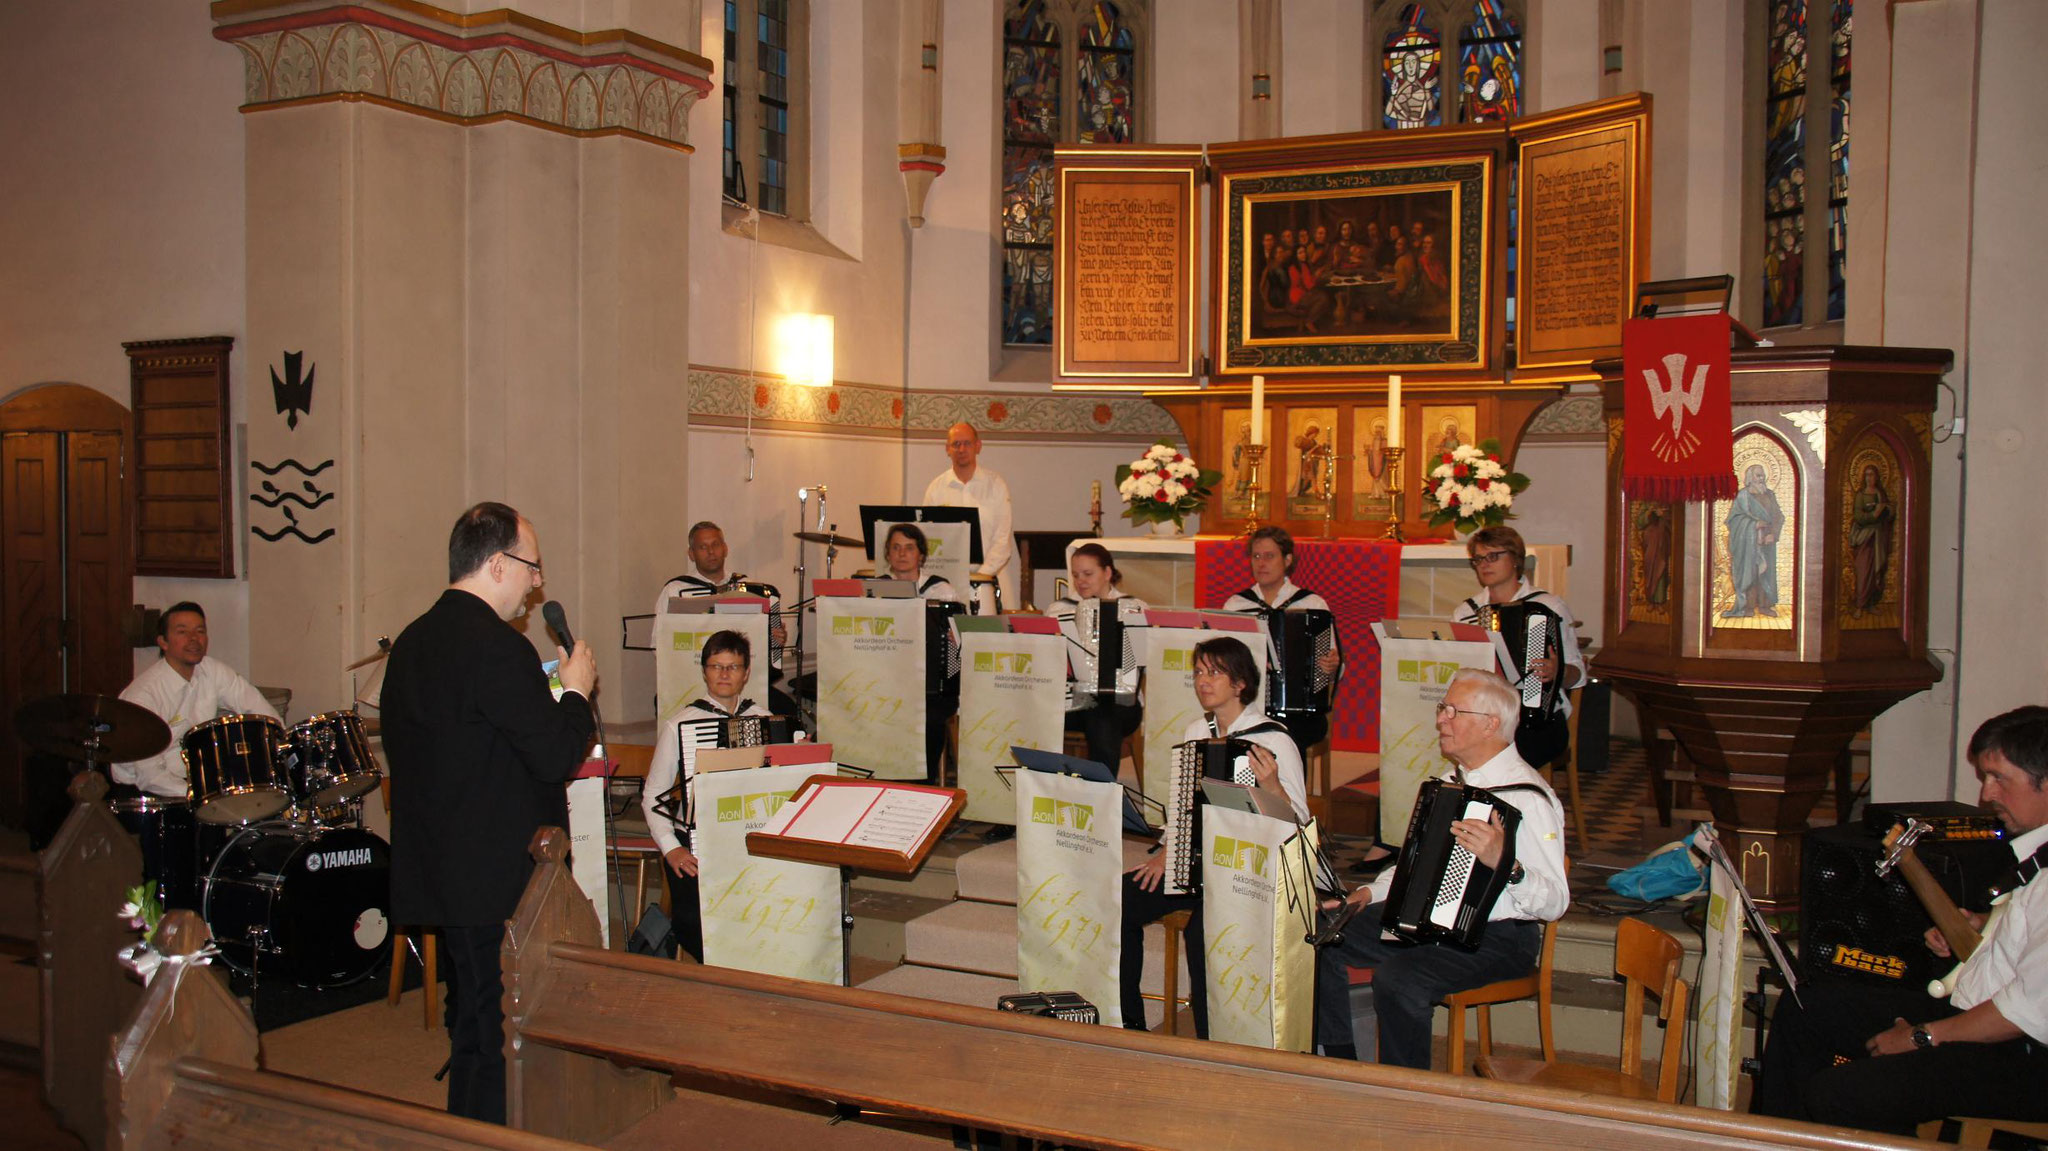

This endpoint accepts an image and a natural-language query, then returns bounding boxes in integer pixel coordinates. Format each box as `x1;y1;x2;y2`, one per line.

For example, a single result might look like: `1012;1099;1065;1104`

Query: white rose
1136;474;1164;497
1162;480;1188;500
1147;445;1176;462
1118;477;1137;500
1169;460;1197;479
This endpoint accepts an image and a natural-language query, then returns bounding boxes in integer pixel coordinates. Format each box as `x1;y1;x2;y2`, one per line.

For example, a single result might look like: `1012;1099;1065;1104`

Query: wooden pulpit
1590;345;1950;909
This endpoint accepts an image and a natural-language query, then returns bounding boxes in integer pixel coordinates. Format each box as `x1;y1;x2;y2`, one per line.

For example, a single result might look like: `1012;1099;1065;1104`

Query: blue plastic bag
1605;837;1707;902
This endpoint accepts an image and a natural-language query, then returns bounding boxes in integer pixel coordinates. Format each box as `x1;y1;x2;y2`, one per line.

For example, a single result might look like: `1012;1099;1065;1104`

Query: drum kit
16;692;391;989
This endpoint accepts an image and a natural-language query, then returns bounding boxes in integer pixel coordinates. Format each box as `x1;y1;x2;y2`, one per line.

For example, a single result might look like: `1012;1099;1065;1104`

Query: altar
1068;535;1570;752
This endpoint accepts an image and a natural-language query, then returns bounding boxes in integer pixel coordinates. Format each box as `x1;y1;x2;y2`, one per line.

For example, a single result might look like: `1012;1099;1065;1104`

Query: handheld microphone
542;600;575;652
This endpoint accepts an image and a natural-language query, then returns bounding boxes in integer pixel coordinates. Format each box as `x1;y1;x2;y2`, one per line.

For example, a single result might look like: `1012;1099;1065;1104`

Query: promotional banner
692;762;843;984
564;776;610;946
921;519;974;595
956;628;1067;823
1015;768;1125;1025
653;610;770;718
816;595;928;779
1371;621;1493;846
1203;805;1317;1051
1139;620;1267;816
1695;824;1746;1110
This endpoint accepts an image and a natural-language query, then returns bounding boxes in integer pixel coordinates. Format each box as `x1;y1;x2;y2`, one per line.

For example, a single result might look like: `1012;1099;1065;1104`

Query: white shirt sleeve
116;666;188;797
1497;786;1571;922
978;472;1015;577
214;662;281;721
642;716;689;858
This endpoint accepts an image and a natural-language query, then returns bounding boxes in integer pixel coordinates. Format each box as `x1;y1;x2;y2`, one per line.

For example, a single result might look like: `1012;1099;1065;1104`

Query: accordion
926;599;968;703
1160;737;1258;896
996;991;1099;1024
1474;600;1565;721
1380;778;1527;949
1264;608;1337;717
1070;597;1147;706
679;713;797;751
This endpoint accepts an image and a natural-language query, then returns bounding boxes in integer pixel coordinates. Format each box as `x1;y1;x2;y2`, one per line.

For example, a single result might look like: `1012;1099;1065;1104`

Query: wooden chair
1542;686;1589;853
604;743;666;926
1951;1117;2048;1147
1157;908;1194;1036
380;776;440;1029
1476;916;1690;1103
1440;854;1569;1076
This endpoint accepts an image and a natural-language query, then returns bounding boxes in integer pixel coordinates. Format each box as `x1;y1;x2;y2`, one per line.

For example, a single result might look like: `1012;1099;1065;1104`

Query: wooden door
66;431;133;696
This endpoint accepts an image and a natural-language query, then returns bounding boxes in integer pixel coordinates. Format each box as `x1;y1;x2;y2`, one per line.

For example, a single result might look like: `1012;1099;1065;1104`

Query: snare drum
183;715;291;826
286;710;382;807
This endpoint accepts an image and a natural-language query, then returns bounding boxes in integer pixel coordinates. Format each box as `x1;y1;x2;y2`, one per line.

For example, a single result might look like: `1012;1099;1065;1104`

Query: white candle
1386;374;1403;449
1249;374;1266;446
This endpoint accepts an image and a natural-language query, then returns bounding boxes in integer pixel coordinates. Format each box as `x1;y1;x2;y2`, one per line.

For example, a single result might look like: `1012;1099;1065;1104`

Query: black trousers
1752;977;2048;1137
1066;701;1143;774
441;923;508;1125
658;863;705;963
925;697;955;785
1312;902;1541;1069
1121;875;1206;1037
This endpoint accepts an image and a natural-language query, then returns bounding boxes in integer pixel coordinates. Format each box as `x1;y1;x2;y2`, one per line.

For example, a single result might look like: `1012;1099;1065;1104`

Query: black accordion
1474;599;1565;721
926;599;968;704
996;990;1099;1024
1160;737;1258;896
1264;608;1337;717
1069;597;1147;706
1380;778;1526;949
680;713;797;751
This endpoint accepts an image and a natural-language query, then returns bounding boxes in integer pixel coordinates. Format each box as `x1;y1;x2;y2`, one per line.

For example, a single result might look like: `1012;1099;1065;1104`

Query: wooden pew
503;828;1924;1151
35;771;146;1151
104;910;594;1151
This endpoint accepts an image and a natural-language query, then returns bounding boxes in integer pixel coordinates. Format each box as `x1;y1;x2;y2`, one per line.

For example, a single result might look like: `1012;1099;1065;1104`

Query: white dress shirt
1450;578;1586;717
114;656;280;797
641;696;775;858
1366;744;1570;922
1951;821;2048;1044
922;464;1016;601
1182;709;1310;823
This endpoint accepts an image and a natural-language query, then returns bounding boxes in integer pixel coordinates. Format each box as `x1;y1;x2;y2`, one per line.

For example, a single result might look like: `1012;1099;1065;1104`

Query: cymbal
794;530;862;548
14;693;171;763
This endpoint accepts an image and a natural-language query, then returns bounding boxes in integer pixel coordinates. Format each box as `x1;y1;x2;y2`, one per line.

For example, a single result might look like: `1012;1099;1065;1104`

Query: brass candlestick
1240;443;1269;535
1381;445;1406;541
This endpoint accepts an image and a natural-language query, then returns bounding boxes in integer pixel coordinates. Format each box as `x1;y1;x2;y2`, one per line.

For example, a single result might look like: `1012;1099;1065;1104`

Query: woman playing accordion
1448;526;1584;769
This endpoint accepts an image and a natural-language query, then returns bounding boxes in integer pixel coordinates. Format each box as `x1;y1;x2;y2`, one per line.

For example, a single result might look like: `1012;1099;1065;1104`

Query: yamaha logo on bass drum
304;846;375;871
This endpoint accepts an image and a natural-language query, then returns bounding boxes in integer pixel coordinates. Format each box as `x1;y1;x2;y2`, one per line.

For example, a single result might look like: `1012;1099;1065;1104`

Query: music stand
1011;746;1159;835
858;504;984;566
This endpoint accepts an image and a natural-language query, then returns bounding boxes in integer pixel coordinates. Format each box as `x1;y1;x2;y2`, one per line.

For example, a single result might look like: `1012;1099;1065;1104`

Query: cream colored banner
1371;623;1493;846
653;610;770;718
564;777;610;947
692;762;843;984
1015;768;1125;1025
1139;627;1267;815
922;519;973;594
956;629;1068;824
1695;825;1745;1109
816;595;929;779
1202;805;1316;1051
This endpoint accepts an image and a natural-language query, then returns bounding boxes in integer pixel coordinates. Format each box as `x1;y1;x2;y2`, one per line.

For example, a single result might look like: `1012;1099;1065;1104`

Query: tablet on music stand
1011;746;1155;835
860;504;984;565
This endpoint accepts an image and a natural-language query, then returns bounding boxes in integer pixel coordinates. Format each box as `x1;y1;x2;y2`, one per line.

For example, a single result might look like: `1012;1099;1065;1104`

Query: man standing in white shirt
114;601;280;798
922;423;1015;614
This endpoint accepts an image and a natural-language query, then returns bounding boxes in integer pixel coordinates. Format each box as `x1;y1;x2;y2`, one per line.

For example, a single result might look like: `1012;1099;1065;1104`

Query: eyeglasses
1467;549;1513;569
1436;701;1490;721
500;552;543;578
703;661;749;675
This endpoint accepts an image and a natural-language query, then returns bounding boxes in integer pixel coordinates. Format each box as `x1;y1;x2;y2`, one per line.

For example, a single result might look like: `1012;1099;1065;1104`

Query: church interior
3;0;2047;1147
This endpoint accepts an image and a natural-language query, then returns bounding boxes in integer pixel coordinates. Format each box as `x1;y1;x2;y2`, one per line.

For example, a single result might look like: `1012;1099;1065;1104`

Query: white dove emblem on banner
1642;352;1711;462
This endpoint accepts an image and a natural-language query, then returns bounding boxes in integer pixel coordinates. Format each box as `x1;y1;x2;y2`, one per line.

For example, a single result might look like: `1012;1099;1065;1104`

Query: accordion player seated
1121;634;1309;1038
1224;527;1344;755
1310;667;1568;1070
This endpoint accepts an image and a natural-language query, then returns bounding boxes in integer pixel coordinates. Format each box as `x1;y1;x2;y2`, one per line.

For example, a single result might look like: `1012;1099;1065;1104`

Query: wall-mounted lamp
777;312;835;389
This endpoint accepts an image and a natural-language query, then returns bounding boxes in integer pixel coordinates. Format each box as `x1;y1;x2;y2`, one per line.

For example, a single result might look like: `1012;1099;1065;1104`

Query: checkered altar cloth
1195;537;1405;752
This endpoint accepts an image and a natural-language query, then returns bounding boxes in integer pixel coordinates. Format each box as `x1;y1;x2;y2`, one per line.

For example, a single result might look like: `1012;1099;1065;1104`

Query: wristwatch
1508;861;1527;886
1911;1026;1937;1049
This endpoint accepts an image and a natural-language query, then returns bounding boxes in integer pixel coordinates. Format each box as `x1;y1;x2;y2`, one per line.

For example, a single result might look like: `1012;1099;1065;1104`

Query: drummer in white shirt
114;601;280;799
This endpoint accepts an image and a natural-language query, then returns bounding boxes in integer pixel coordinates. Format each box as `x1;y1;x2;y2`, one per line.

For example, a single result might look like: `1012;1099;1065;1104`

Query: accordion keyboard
1428;799;1493;931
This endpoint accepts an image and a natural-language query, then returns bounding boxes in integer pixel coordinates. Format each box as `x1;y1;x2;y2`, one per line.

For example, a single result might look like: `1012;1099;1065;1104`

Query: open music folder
747;775;964;876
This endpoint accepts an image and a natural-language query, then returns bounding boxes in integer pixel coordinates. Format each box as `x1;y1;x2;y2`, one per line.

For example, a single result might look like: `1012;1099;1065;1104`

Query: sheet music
760;781;953;856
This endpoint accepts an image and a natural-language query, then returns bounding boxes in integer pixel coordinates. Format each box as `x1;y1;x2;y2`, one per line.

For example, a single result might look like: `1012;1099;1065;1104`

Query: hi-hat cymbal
14;693;171;763
794;530;862;547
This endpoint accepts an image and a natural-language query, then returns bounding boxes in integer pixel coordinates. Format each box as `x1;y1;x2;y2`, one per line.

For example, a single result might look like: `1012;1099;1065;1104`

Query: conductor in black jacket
384;501;596;1125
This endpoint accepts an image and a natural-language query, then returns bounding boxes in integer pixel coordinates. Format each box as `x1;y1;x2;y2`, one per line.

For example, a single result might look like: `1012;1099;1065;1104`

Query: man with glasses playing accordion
1123;635;1309;1036
641;629;778;962
1312;668;1568;1069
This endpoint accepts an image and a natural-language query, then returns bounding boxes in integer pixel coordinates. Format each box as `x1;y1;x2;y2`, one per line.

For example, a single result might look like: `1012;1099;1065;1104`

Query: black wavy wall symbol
252;522;336;544
251;485;335;510
250;458;335;477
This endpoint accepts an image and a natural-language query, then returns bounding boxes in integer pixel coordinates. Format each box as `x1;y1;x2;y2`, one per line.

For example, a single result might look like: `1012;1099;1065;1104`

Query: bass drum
203;825;392;988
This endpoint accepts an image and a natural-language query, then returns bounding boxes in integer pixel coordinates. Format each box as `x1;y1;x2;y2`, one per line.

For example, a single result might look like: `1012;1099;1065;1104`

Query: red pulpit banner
1195;537;1403;752
1622;313;1736;502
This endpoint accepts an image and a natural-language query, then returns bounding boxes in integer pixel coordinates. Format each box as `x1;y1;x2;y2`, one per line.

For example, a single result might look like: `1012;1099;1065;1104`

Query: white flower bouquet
1114;441;1223;530
1426;438;1531;534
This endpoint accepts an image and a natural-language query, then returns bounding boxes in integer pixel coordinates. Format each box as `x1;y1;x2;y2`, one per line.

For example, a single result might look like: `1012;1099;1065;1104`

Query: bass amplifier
1863;800;2007;844
1799;821;2011;987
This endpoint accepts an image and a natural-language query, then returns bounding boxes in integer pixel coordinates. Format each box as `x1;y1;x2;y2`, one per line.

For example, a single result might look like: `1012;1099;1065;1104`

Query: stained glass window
1382;5;1442;131
1077;2;1135;144
757;0;790;216
1000;1;1060;346
722;1;739;202
1762;0;1808;328
1458;0;1521;123
1827;0;1850;322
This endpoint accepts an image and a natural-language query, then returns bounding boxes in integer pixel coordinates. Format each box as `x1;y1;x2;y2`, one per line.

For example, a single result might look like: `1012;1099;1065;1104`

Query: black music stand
1010;746;1159;835
858;504;983;566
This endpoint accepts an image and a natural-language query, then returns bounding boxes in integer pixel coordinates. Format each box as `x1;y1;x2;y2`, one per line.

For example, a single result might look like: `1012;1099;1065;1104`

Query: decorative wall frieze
689;367;1181;443
213;1;714;149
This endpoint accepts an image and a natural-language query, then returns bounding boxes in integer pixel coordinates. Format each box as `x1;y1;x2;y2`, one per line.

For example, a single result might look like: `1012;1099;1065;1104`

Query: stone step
901;899;1022;978
856;964;1018;1010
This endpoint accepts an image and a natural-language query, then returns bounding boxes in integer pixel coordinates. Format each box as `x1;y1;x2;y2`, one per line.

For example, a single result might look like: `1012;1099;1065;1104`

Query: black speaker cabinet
1799;821;2010;988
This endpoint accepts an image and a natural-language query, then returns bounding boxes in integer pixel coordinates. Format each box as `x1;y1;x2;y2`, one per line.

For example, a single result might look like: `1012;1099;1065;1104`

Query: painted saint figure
1848;464;1895;612
1723;463;1785;618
